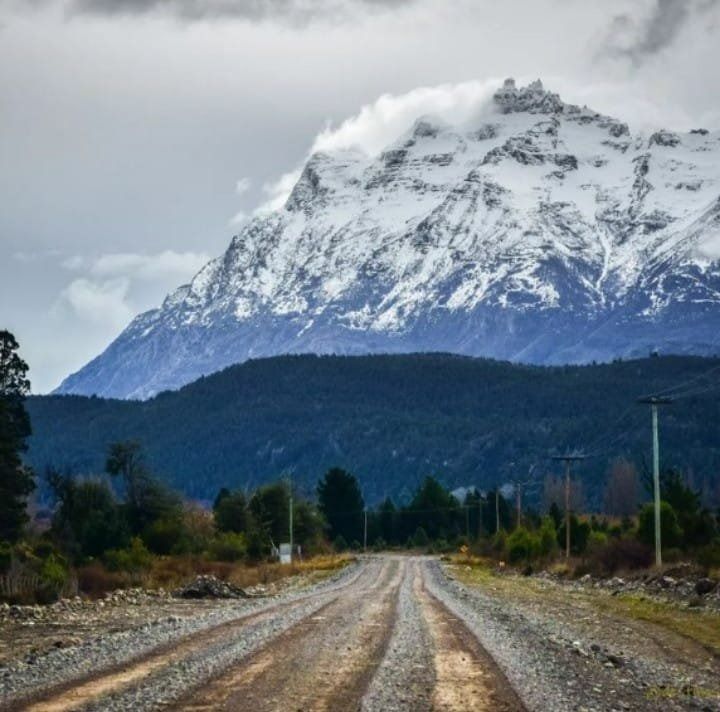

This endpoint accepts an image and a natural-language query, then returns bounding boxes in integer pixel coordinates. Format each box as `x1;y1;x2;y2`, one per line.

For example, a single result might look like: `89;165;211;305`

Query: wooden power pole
638;396;673;567
551;453;587;559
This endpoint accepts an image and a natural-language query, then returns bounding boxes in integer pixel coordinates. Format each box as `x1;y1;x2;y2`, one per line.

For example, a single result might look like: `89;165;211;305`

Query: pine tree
0;330;35;541
317;468;364;543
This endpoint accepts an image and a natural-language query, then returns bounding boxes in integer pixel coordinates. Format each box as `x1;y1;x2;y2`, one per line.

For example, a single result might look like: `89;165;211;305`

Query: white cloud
235;177;252;195
56;277;133;327
62;250;210;281
13;248;62;263
311;78;499;155
255;168;304;214
52;249;211;333
228;210;249;226
254;78;501;212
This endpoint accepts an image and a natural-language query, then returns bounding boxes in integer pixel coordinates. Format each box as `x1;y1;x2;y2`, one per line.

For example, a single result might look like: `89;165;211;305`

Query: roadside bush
586;530;608;555
76;562;128;597
207;532;247;562
558;515;591;555
333;535;348;552
637;502;683;550
0;542;11;573
38;553;69;602
588;537;652;575
143;516;192;555
538;517;559;558
104;537;152;574
505;527;539;564
697;541;720;569
490;529;507;556
372;537;387;552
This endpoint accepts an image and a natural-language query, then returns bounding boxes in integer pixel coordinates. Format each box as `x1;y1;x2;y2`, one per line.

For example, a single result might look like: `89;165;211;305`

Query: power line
651;362;720;399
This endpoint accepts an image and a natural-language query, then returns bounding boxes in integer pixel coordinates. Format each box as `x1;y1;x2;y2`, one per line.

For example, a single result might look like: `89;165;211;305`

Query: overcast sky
1;0;719;393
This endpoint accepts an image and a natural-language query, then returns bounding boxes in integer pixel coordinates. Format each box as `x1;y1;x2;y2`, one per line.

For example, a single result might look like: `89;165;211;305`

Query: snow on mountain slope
57;79;720;399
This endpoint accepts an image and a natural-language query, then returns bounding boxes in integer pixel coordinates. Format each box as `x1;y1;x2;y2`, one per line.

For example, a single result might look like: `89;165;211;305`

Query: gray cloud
65;0;414;22
605;0;718;65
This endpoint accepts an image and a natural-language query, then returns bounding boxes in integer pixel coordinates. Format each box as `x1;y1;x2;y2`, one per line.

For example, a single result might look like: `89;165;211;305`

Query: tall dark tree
249;482;290;546
214;490;249;534
106;441;179;532
377;497;397;544
48;470;128;559
406;476;460;540
0;330;35;541
317;468;364;543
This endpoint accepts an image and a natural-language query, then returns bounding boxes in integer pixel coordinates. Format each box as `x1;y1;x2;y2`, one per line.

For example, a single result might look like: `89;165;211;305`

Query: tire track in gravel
416;568;526;712
174;557;404;712
1;561;369;712
361;559;435;712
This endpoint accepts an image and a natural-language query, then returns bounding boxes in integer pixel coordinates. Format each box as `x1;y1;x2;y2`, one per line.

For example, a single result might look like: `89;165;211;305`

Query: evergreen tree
406;476;460;540
0;330;35;541
317;468;364;543
378;497;397;544
214;489;249;534
105;441;179;532
249;482;290;546
48;471;128;559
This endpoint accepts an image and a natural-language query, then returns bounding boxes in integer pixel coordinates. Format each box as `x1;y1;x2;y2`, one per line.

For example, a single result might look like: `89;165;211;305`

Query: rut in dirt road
176;557;404;711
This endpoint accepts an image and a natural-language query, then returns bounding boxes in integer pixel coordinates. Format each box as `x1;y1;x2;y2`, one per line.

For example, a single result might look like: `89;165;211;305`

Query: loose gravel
0;561;360;708
425;561;720;711
361;560;435;712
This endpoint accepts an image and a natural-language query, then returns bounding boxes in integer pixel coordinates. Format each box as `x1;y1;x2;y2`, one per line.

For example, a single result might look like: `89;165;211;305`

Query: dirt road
2;556;717;711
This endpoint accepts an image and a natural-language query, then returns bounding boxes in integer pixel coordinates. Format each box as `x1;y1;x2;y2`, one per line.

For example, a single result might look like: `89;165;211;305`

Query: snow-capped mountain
58;79;720;399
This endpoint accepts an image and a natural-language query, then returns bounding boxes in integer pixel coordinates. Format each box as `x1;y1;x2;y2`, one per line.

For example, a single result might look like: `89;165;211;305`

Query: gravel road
1;555;717;711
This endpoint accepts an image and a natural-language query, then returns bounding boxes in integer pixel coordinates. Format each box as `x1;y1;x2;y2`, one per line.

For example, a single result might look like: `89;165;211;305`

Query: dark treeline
25;353;720;507
3;331;720;604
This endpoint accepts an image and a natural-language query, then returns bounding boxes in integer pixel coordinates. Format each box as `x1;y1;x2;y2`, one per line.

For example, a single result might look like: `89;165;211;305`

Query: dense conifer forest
26;353;720;507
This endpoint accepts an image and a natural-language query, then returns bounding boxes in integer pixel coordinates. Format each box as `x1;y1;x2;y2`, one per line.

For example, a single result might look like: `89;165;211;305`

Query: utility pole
477;494;483;541
288;474;293;562
513;482;522;530
638;396;673;567
363;508;368;552
495;488;500;535
465;504;470;539
551;453;587;559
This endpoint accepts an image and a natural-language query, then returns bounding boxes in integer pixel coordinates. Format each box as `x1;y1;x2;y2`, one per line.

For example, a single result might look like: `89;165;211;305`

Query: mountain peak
493;77;565;115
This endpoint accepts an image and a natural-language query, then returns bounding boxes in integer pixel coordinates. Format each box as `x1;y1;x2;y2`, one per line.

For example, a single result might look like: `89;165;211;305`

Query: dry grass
448;560;720;657
77;554;354;597
594;594;720;657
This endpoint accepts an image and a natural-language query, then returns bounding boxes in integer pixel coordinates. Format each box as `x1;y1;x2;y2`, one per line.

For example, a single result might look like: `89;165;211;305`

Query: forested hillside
26;354;720;506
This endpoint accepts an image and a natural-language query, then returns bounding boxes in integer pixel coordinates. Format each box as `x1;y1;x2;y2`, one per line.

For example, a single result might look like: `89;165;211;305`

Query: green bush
697;540;720;569
538;516;559;558
39;553;68;595
637;501;683;549
587;530;608;554
104;537;152;573
207;532;247;562
0;542;11;573
505;527;539;564
143;517;191;555
333;534;348;552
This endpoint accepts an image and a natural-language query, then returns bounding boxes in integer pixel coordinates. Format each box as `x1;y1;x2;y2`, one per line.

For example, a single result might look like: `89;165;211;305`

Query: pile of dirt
172;575;250;599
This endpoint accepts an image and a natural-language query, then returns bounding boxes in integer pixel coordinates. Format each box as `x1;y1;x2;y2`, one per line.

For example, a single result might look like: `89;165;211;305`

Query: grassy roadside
77;554;355;598
446;556;720;657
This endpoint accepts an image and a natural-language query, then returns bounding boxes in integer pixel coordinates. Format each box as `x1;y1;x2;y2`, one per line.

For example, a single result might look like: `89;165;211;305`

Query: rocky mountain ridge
58;78;720;399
